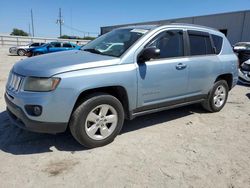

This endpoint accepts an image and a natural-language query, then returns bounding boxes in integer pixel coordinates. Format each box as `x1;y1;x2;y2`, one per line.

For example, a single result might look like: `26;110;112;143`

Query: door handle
176;63;187;70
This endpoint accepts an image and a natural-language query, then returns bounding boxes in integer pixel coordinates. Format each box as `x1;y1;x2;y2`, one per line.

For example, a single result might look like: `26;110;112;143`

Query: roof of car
118;25;158;30
118;23;218;32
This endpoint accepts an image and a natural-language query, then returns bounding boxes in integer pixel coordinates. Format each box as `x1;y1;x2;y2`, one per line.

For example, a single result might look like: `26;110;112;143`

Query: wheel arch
73;86;130;119
17;48;26;51
215;73;233;90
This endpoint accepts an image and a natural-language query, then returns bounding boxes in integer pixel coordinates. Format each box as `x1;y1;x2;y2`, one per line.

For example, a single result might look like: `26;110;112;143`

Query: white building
100;10;250;44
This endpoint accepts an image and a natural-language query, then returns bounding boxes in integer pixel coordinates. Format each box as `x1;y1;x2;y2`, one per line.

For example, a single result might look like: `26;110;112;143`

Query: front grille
7;72;23;92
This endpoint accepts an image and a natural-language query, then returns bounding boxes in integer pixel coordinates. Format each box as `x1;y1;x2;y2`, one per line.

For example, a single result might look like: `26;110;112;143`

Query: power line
63;24;99;36
54;8;99;37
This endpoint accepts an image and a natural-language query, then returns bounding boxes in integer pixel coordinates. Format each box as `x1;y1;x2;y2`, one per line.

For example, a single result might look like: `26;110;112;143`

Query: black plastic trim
130;94;207;119
187;30;209;37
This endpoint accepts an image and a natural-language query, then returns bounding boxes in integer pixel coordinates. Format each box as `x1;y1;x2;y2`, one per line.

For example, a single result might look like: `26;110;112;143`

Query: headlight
23;77;61;92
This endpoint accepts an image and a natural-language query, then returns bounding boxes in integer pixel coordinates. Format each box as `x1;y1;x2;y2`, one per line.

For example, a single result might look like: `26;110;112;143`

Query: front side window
188;31;213;56
146;30;184;59
81;28;149;57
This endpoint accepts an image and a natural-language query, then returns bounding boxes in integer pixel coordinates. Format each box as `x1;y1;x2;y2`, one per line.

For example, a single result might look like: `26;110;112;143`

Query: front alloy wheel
69;93;124;148
17;49;26;56
85;104;118;140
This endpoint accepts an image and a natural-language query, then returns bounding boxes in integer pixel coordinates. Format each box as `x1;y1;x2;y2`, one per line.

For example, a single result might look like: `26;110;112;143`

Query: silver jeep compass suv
5;24;238;148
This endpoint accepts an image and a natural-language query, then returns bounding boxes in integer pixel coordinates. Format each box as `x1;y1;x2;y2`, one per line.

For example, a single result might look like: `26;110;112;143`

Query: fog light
33;106;42;116
25;105;42;116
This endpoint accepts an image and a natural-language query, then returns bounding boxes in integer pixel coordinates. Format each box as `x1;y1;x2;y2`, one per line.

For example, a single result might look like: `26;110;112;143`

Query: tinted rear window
211;34;223;54
51;42;61;47
63;43;72;48
189;33;213;56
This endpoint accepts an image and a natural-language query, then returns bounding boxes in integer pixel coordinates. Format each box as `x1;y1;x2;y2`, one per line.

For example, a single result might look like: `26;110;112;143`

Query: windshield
81;28;149;57
41;43;49;47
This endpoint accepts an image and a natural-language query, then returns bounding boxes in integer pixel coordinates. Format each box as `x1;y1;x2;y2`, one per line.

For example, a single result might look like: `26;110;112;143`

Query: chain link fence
0;35;90;47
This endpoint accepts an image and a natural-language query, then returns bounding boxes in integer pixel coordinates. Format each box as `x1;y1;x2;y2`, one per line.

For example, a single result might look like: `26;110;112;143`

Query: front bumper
5;93;67;134
26;51;33;57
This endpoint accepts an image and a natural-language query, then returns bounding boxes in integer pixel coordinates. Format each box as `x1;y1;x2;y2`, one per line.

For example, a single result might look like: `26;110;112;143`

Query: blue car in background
26;42;81;57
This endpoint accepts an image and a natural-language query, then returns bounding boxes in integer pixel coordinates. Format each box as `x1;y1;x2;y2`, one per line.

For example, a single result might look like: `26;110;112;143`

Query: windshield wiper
83;48;101;54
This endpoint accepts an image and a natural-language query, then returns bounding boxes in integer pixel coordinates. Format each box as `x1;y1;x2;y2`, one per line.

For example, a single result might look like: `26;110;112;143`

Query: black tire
202;80;229;112
17;49;26;56
26;51;32;57
69;93;124;148
34;52;42;56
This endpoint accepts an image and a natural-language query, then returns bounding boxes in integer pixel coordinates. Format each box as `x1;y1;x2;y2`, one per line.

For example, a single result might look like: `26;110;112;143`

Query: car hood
19;45;30;49
10;45;29;49
13;50;120;77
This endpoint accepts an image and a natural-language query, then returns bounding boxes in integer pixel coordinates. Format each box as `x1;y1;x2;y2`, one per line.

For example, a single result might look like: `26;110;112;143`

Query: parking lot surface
0;47;249;187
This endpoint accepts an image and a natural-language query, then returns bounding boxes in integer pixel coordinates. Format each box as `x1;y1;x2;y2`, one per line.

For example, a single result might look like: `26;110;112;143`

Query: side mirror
138;47;160;63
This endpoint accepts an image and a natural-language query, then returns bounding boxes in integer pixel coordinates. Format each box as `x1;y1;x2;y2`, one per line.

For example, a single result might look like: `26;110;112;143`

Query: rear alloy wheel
202;80;229;112
213;85;227;108
69;93;124;148
17;49;26;56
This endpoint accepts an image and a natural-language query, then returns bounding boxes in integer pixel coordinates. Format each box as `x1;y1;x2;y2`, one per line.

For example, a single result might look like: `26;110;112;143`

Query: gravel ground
0;47;249;188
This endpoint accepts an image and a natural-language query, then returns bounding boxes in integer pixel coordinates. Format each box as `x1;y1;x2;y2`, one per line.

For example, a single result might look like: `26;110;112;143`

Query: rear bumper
5;93;67;134
239;69;250;83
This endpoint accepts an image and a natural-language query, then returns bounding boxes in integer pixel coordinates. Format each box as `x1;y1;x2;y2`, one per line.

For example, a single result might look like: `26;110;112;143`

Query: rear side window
30;43;39;47
63;43;72;48
50;42;61;47
211;34;223;54
147;30;184;59
188;31;213;56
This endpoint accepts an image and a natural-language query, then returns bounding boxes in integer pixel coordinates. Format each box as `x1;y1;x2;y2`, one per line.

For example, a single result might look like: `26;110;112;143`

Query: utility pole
31;9;34;37
56;8;63;37
28;23;31;36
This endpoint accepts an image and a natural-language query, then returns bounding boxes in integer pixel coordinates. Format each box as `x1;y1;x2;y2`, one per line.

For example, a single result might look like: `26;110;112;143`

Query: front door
137;30;189;109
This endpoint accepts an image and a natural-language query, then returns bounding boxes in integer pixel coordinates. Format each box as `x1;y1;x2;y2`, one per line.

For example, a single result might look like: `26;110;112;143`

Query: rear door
186;30;219;97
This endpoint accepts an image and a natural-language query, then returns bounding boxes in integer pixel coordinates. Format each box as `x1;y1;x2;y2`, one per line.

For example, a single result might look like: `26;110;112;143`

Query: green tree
82;36;96;40
59;35;96;40
10;28;29;36
59;35;71;39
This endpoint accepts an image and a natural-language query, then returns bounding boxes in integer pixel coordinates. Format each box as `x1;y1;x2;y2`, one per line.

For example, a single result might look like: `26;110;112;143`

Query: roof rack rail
163;23;219;31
